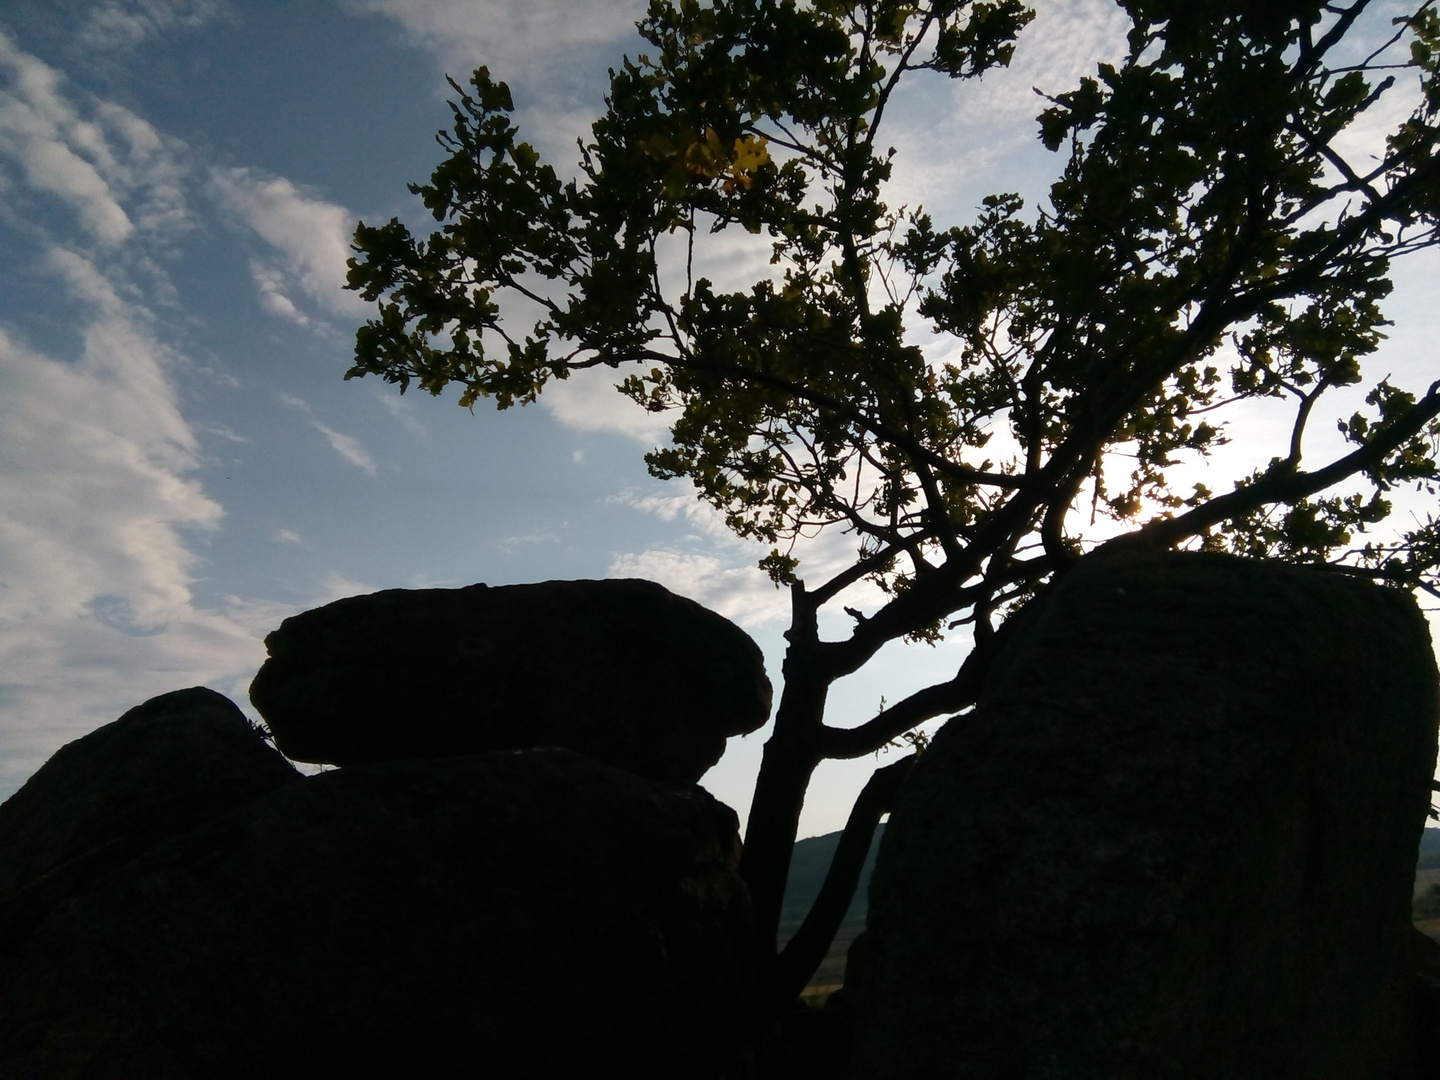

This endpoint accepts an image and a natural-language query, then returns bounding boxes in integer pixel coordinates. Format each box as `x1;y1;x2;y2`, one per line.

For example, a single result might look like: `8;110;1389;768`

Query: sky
0;0;1436;839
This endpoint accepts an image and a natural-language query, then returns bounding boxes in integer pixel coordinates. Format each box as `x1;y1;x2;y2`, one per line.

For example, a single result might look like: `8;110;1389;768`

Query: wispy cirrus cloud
0;29;193;245
371;386;427;435
340;0;646;85
607;488;735;542
277;391;380;475
608;548;789;625
341;0;648;167
0;30;378;800
312;421;379;476
248;257;313;327
211;165;366;327
605;482;897;630
0;34;266;800
77;0;231;52
0;289;264;796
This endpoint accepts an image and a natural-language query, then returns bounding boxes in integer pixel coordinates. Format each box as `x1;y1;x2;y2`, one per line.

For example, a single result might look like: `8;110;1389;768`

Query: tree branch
822;675;975;759
1296;0;1374;78
810;531;935;608
666;350;1028;492
820;551;1053;759
1107;379;1440;552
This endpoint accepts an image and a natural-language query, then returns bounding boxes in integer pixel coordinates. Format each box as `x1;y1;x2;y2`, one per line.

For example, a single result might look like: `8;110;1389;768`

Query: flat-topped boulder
847;552;1440;1079
249;578;771;784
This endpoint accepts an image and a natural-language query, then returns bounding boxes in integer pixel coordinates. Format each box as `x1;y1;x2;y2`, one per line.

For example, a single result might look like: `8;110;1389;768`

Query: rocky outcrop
1;749;754;1079
847;552;1440;1079
0;687;300;950
249;578;771;784
0;582;767;1075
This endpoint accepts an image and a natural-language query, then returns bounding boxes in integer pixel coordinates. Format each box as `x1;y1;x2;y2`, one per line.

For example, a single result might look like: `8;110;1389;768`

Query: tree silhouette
345;0;1440;1008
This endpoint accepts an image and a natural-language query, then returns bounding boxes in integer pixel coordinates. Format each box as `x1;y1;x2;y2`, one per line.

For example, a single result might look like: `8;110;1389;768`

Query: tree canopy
345;0;1440;1006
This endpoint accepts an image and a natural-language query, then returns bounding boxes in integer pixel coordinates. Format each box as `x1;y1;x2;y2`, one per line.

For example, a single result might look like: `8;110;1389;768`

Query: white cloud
608;549;790;625
341;0;648;167
981;0;1133;117
541;363;672;443
312;421;379;476
497;531;560;551
0;285;264;798
312;572;380;606
271;396;384;475
342;0;645;84
198;422;248;444
211;166;366;323
0;31;192;245
608;488;735;542
78;0;231;51
218;572;378;641
606;482;791;625
8;127;132;241
372;386;426;434
0;36;297;799
877;0;1130;217
606;481;895;629
0;273;389;789
248;258;311;327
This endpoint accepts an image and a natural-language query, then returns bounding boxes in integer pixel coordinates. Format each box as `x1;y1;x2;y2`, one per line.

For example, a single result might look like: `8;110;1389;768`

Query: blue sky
1;0;1436;837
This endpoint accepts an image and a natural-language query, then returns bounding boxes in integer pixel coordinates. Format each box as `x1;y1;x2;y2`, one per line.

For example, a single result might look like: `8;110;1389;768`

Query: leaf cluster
348;1;1440;615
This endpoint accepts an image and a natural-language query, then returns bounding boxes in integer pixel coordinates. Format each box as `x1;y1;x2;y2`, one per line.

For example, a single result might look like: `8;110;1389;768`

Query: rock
0;687;300;950
249;578;771;783
847;552;1440;1079
1413;928;1440;1076
0;749;754;1079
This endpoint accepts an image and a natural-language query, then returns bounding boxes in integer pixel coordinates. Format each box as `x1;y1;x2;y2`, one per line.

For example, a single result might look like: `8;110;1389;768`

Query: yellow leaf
731;134;772;173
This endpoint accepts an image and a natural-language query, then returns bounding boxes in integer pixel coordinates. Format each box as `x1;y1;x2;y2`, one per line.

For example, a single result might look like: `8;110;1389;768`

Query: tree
344;0;1440;1011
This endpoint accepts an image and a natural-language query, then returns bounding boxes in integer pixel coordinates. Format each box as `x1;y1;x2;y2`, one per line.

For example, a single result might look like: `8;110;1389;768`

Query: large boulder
249;578;772;784
0;687;300;950
847;552;1440;1079
0;749;754;1079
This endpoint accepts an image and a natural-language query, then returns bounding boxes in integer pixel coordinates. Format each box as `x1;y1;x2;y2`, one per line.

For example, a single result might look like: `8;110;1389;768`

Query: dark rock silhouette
0;686;300;951
846;552;1440;1079
1415;927;1440;1075
249;578;772;784
10;565;1437;1076
1;749;753;1079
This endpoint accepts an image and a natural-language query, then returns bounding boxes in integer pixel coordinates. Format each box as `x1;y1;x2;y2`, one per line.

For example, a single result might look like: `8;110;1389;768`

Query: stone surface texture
847;552;1440;1080
0;687;299;947
249;577;771;784
1;749;753;1079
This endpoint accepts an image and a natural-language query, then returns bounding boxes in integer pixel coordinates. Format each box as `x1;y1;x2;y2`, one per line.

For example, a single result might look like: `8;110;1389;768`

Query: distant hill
1420;827;1440;871
780;824;885;935
780;825;884;993
782;824;1440;994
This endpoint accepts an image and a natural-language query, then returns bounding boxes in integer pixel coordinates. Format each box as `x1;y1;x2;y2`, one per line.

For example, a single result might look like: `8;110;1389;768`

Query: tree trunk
740;617;831;974
770;755;914;1007
740;723;821;970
